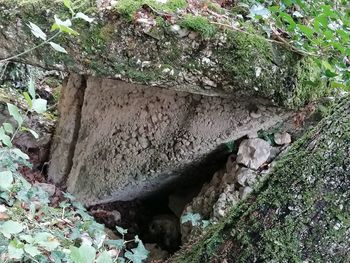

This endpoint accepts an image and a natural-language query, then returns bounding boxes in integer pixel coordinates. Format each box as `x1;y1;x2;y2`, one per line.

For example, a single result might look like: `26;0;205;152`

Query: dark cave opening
88;142;240;258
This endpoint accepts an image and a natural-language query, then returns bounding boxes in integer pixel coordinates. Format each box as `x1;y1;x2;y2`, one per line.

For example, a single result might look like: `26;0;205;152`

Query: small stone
111;210;121;222
236;167;257;186
188;31;199;39
202;78;217;88
138;136;150;149
35;182;56;197
247;131;259;138
274;132;292;145
240;186;253;199
267;147;281;162
145;243;169;261
236;139;271;170
250;110;262;118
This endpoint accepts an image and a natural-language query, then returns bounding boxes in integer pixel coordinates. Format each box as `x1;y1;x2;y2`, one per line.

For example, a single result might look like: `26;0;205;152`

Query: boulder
236;138;271;170
49;76;291;205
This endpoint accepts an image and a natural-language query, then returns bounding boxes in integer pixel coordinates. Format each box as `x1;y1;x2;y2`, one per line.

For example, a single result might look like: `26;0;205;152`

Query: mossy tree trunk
171;96;350;263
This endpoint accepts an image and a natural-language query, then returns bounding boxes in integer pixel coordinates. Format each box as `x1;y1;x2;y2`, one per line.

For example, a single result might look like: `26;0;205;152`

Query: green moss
180;15;217;38
114;0;187;19
174;97;350;263
291;57;329;107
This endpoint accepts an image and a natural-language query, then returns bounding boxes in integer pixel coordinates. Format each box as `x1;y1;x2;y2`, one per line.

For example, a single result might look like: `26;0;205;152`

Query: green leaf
0;220;24;238
7;103;23;126
181;213;201;226
3;123;14;134
24;244;41;257
28;77;36;99
297;24;314;39
49;42;68;54
96;251;113;263
11;148;30;160
70;244;96;263
64;0;74;15
23;92;33;108
51;16;79;35
248;4;271;19
22;127;39;139
20;234;34;243
325;69;338;78
34;232;60;251
124;240;149;263
8;242;24;260
0;127;12;147
75;12;94;23
0;171;14;191
115;226;128;236
32;98;47;114
27;22;47;40
105;239;125;249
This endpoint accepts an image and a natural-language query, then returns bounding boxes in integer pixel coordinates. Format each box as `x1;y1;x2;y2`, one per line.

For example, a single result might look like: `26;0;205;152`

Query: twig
0;61;9;81
0;32;61;63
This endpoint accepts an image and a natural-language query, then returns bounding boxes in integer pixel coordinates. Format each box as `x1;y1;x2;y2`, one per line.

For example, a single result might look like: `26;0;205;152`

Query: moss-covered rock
170;95;350;262
0;0;328;107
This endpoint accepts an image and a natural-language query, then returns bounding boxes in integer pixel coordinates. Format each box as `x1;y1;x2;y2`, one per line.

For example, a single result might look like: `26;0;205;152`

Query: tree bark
0;0;326;107
170;96;350;263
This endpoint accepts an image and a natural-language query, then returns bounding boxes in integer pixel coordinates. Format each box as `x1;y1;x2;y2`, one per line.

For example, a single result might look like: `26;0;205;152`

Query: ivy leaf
75;12;94;23
115;226;128;236
0;171;14;191
32;98;47;113
27;22;47;40
0;127;12;147
51;16;79;35
124;240;149;263
11;148;30;160
49;42;68;54
8;242;24;260
21;127;39;139
34;232;60;251
70;244;96;263
105;239;125;249
181;213;201;226
248;4;271;19
24;244;41;257
3;123;13;134
96;251;113;263
0;220;24;238
7;103;23;126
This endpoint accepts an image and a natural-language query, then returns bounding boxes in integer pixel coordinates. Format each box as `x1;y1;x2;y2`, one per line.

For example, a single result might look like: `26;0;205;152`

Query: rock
274;132;292;145
213;185;239;220
247;131;259;138
111;210;121;222
267;147;281;162
240;186;253;199
138;136;150;149
148;214;180;251
236;167;257;187
145;243;169;262
34;182;56;197
236;139;271;170
52;77;291;205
